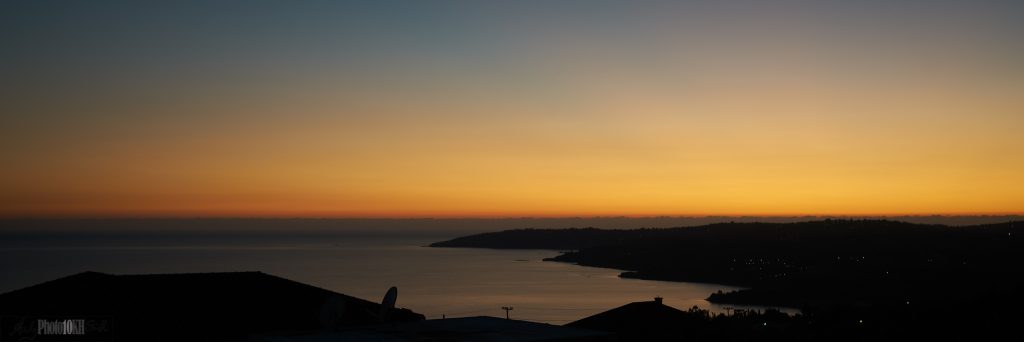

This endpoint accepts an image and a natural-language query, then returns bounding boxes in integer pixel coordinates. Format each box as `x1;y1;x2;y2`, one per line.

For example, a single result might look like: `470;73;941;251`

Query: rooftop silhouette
0;271;423;341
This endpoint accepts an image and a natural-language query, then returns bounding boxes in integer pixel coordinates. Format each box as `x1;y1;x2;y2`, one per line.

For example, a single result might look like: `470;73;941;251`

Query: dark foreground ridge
0;271;425;341
0;272;618;341
433;220;1024;338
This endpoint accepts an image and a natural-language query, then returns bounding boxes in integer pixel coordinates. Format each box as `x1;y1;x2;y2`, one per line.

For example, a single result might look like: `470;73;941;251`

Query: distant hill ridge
430;219;1012;250
431;220;1024;311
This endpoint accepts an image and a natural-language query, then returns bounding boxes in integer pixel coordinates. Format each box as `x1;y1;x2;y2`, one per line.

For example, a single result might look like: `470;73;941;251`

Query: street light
501;306;514;319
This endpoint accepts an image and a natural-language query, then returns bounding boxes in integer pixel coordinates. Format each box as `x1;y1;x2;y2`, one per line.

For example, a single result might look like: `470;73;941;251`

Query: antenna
501;306;514;319
379;286;398;322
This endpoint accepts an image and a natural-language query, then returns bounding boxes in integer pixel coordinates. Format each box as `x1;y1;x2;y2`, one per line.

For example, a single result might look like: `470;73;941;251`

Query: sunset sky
2;1;1022;218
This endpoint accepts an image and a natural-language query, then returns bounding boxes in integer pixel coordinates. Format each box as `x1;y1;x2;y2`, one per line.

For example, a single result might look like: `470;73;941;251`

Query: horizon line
3;213;1023;220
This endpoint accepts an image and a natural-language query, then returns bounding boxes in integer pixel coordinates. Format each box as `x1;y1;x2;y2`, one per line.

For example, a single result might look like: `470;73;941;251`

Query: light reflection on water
0;234;795;324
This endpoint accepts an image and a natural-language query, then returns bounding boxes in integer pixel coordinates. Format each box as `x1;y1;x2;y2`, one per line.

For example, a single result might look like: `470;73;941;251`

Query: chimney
654;297;663;305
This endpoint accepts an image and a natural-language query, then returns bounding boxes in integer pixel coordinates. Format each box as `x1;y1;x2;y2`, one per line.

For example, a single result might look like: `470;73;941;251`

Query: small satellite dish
379;286;398;322
319;296;347;331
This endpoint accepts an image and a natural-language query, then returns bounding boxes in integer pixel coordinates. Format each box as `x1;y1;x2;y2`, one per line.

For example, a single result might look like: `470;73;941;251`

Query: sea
0;221;802;324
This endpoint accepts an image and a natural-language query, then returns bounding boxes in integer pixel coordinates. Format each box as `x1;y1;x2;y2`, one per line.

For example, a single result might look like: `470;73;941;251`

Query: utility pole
501;306;514;320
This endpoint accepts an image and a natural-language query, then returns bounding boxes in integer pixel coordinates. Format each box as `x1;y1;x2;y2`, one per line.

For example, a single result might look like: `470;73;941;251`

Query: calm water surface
0;233;789;324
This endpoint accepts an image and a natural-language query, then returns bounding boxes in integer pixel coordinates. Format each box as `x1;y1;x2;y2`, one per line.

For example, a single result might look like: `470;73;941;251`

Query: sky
2;1;1023;218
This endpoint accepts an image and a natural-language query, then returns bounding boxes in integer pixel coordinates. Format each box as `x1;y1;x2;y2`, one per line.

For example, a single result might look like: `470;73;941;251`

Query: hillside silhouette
433;220;1024;339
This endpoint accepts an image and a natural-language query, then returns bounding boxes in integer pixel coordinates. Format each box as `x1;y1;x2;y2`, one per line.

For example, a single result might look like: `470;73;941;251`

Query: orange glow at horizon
2;2;1023;218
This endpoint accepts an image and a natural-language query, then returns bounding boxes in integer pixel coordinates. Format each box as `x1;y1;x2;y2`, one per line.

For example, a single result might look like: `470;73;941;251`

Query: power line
514;305;606;310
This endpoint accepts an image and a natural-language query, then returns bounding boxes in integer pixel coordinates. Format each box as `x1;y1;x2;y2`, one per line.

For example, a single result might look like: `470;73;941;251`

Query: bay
0;232;789;324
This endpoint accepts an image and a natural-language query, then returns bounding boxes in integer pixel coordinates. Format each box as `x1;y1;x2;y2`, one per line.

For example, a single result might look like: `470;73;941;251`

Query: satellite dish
379;286;398;322
319;296;347;331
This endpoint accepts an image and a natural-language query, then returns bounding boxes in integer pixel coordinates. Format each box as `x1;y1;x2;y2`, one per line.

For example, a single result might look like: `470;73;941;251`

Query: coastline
430;220;1024;313
543;251;794;309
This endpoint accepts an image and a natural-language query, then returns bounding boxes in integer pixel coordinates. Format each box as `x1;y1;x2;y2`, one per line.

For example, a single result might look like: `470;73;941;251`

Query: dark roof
566;300;697;335
258;316;611;342
0;271;423;341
